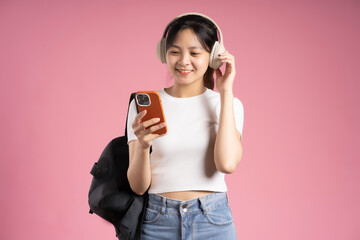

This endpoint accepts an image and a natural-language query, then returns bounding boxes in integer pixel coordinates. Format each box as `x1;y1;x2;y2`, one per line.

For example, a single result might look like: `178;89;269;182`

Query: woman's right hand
132;110;167;149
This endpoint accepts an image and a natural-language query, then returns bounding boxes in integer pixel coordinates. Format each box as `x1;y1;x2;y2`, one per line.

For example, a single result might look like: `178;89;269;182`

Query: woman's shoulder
205;88;220;97
204;89;242;103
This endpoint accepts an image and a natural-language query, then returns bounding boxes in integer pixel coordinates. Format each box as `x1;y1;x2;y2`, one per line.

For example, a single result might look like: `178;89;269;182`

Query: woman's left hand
215;50;236;93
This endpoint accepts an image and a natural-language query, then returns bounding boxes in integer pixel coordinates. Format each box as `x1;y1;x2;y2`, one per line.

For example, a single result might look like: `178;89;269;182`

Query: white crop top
127;88;244;194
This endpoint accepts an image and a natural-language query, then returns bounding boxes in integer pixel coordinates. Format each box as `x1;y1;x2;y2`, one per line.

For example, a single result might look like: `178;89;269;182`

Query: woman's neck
165;83;207;98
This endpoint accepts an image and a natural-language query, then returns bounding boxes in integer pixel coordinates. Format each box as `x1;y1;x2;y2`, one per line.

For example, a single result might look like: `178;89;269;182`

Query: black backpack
88;93;149;240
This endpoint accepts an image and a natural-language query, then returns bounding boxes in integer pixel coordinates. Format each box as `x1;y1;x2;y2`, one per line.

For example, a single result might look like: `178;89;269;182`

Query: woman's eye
191;52;200;56
169;51;179;54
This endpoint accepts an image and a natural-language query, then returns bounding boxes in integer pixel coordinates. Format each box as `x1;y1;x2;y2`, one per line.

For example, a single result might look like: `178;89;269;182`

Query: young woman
126;13;244;240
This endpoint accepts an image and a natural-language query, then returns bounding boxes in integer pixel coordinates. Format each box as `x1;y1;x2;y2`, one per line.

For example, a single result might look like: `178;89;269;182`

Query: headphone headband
161;12;223;45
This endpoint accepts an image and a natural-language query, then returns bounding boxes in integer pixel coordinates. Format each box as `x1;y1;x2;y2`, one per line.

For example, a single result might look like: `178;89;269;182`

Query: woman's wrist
136;141;151;151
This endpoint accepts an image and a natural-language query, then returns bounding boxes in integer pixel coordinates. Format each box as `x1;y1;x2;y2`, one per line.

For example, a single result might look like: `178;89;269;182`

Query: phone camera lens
137;94;150;106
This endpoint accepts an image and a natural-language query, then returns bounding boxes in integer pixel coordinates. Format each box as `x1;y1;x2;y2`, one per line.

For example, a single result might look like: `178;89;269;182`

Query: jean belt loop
199;197;207;214
161;196;166;214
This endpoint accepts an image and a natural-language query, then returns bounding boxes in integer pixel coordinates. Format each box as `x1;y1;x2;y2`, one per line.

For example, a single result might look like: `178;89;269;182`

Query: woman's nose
179;53;191;65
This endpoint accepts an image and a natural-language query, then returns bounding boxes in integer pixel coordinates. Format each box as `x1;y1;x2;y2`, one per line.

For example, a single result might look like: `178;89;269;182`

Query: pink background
1;0;359;239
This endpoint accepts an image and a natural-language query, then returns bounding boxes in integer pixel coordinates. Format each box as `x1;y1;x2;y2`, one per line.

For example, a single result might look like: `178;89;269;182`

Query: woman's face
166;29;210;87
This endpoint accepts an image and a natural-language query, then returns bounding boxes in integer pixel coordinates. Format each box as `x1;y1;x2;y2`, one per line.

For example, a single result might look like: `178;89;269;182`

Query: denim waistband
147;192;229;215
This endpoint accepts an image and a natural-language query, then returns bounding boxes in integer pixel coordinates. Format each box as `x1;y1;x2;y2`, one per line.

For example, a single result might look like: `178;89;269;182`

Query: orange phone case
135;91;167;135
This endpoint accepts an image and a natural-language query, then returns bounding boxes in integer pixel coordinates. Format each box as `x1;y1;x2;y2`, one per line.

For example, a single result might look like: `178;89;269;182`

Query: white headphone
156;12;226;69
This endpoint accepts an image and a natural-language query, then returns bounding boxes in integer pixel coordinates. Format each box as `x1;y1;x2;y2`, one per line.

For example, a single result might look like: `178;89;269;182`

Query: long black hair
165;14;219;90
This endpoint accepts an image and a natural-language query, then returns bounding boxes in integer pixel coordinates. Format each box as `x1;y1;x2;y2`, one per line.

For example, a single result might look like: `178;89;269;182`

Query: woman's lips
177;69;193;76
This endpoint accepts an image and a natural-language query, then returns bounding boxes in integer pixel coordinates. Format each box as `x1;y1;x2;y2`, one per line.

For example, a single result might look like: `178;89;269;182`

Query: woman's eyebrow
170;44;203;50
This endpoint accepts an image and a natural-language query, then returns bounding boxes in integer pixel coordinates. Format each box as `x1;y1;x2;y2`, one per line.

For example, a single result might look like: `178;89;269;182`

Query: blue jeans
141;192;237;240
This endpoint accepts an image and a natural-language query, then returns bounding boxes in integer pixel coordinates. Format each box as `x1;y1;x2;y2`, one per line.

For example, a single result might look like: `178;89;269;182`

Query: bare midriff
159;190;214;201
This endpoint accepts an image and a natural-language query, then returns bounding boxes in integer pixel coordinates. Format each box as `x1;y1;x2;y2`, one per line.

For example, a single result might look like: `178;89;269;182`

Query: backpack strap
124;93;138;138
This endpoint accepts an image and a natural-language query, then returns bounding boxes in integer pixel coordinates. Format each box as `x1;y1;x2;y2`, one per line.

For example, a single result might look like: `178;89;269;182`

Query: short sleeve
126;99;138;144
233;97;244;140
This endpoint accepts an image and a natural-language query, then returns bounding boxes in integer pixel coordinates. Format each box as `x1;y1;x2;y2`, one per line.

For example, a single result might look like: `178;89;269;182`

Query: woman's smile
176;68;193;76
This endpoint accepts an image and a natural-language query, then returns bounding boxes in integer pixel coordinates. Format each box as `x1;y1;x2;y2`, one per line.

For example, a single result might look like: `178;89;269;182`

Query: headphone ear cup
156;38;167;63
210;41;226;69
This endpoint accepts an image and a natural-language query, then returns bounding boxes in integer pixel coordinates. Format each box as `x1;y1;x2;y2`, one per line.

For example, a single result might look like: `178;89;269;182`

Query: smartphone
135;91;167;135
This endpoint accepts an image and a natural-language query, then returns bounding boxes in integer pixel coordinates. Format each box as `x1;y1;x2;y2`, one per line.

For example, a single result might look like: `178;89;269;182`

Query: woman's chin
174;77;193;85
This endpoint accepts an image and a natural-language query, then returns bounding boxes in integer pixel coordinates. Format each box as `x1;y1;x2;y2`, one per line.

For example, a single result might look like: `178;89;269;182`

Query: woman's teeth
178;69;192;73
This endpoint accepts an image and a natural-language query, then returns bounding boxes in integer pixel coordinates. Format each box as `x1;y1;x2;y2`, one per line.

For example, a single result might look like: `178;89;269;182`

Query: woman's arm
214;51;243;174
127;140;152;195
127;110;167;195
214;91;243;174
